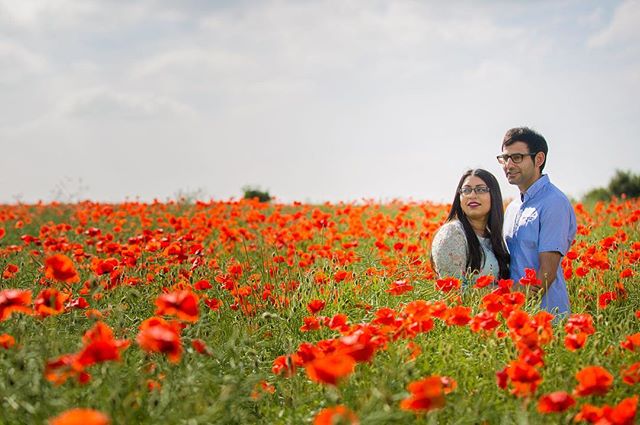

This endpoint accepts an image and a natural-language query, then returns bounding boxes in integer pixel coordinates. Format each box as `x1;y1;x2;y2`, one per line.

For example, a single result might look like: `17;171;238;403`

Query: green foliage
608;169;640;198
582;169;640;203
242;185;272;203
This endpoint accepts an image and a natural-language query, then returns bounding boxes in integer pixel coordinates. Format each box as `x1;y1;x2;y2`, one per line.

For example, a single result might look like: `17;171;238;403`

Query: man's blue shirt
503;175;577;315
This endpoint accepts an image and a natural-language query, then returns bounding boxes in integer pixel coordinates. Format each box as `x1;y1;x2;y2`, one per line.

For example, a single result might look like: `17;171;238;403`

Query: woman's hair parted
446;168;510;279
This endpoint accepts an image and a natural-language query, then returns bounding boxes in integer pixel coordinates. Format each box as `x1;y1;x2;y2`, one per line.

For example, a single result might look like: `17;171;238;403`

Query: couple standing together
431;127;577;316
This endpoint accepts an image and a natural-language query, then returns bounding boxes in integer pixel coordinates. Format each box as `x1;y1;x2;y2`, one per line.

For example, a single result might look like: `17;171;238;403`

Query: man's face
501;141;541;192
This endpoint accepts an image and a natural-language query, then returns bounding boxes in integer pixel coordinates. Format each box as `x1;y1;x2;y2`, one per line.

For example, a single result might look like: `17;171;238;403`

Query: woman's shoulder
434;220;465;239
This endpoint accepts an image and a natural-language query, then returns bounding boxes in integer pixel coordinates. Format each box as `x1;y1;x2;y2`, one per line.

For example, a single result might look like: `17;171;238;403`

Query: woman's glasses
459;186;490;196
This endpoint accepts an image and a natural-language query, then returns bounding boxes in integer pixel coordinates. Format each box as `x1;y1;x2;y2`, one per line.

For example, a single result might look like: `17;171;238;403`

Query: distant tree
242;186;272;203
582;169;640;203
608;170;640;198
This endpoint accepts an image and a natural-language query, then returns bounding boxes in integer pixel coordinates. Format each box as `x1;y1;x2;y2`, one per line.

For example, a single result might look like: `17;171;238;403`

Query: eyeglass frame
496;152;538;164
459;186;491;196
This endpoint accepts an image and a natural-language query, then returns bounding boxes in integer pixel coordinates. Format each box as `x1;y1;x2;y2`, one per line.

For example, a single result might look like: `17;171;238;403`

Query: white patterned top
431;220;499;282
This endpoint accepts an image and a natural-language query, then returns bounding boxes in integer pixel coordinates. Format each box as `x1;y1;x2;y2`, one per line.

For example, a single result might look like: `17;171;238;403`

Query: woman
430;169;510;283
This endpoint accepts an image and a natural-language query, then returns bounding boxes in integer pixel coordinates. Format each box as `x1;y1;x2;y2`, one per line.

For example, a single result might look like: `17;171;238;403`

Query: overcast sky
1;0;639;204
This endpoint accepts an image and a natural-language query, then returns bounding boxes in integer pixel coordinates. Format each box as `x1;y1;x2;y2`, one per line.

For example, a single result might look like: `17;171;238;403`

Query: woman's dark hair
446;169;510;279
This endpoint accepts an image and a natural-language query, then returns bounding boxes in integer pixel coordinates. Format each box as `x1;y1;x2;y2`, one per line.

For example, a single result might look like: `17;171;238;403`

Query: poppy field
1;198;639;424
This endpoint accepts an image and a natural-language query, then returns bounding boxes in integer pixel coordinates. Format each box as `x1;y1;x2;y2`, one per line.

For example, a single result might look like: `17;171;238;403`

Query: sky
1;0;639;204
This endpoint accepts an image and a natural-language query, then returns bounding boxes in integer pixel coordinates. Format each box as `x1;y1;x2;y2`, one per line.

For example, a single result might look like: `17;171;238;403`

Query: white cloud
588;0;640;47
0;39;47;84
58;88;197;120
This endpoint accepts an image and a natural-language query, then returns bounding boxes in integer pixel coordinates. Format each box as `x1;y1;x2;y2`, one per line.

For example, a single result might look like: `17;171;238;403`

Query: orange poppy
0;289;33;321
44;254;80;283
621;362;640;385
620;333;640;352
34;288;70;317
537;391;575;413
474;275;495;289
306;352;356;386
400;375;456;412
386;280;414;295
48;408;110;425
193;279;212;290
0;333;16;349
2;263;19;279
155;290;199;323
313;405;359;425
574;366;613;397
136;316;183;363
435;277;461;292
76;322;130;367
307;299;326;315
519;268;541;286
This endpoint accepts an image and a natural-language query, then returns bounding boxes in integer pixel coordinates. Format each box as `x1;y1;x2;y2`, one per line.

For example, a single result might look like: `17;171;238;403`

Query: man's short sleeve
538;197;576;256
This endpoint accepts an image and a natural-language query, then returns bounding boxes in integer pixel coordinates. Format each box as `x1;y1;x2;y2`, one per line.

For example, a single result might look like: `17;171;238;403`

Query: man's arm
531;251;562;297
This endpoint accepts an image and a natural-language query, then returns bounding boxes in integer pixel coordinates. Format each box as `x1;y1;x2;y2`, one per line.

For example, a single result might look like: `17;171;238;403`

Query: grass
0;198;639;424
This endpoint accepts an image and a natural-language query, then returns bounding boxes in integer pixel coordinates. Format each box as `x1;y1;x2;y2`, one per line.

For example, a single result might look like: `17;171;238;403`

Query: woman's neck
467;217;488;237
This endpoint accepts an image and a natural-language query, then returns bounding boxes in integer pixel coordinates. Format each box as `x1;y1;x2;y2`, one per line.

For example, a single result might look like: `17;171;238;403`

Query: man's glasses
496;153;536;164
459;186;491;196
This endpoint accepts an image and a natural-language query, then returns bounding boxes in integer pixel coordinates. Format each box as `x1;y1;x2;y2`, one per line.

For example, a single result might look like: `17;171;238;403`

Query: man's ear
535;152;545;169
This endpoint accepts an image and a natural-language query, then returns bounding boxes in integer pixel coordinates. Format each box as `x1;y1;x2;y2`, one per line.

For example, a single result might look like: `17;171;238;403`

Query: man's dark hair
502;127;549;172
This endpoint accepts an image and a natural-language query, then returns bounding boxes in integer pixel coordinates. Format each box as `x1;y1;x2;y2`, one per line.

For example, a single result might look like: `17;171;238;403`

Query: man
498;127;577;316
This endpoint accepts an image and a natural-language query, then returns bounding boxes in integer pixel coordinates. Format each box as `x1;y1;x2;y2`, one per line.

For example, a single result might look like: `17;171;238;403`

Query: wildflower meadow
0;198;638;424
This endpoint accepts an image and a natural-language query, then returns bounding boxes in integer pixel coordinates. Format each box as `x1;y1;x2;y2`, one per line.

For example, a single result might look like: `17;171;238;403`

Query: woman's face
459;175;492;222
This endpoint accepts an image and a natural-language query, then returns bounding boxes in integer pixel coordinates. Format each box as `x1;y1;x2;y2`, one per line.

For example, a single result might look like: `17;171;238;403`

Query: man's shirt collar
520;174;549;202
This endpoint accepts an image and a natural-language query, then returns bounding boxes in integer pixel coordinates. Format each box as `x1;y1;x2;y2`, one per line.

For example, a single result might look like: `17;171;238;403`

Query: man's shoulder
540;181;572;206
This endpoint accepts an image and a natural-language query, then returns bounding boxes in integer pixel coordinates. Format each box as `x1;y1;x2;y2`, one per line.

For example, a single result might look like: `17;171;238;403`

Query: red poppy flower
34;288;70;317
2;263;19;279
470;310;501;333
155;290;199;323
519;268;541;286
307;299;326;315
598;291;617;309
445;306;471;326
564;332;587;351
0;289;33;321
505;360;542;397
191;339;211;355
537;391;575;413
435;277;461;292
0;227;5;240
620;333;640;352
76;322;130;367
136;317;183;363
300;316;321;332
574;366;613;397
272;354;299;377
203;297;222;311
333;270;349;283
193;280;212;290
305;352;356;386
621;362;640;385
386;280;414;295
474;275;495;289
608;395;637;425
400;375;456;412
48;408;110;425
313;405;359;425
620;268;634;279
44;254;80;283
0;333;16;349
326;313;349;331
